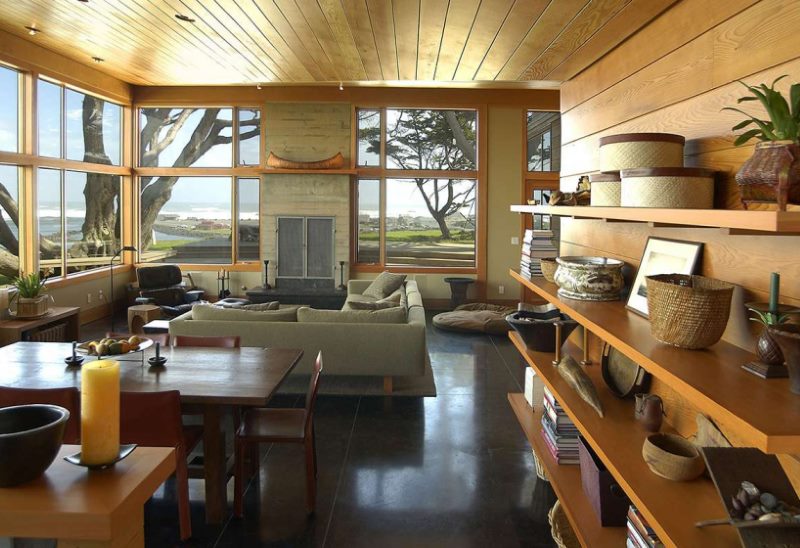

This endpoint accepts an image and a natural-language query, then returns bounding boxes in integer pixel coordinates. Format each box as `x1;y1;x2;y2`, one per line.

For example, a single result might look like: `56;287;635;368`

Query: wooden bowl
0;404;69;486
642;433;705;481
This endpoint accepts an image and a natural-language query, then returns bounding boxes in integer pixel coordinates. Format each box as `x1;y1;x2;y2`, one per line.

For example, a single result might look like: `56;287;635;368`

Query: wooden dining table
0;341;303;524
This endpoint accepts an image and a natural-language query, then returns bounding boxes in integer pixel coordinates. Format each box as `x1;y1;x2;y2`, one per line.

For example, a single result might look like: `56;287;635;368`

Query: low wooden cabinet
0;306;80;346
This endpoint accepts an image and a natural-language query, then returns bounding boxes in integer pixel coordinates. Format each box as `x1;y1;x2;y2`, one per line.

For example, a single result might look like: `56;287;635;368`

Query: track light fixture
25;26;39;36
175;13;196;23
92;56;104;64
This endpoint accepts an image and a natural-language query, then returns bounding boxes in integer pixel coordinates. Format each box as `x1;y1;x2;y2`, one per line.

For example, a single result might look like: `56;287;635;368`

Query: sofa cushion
242;301;280;311
192;304;297;322
362;271;407;299
348;300;402;311
297;306;406;324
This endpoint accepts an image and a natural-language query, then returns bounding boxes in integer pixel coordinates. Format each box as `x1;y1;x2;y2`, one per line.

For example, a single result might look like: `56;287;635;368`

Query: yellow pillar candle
81;360;120;465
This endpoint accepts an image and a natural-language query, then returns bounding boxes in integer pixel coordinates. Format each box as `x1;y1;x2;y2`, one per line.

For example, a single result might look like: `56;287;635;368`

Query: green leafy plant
11;272;49;300
723;75;800;146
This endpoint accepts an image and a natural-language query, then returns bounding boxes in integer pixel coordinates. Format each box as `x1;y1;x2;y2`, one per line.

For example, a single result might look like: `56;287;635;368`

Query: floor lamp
110;246;137;332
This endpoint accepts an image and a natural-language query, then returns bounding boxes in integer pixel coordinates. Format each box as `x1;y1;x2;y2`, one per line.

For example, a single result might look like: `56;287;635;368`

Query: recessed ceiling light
92;56;104;64
175;14;195;23
25;26;40;36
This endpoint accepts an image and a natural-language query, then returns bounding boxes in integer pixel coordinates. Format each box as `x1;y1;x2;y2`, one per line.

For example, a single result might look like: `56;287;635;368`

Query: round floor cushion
433;303;517;335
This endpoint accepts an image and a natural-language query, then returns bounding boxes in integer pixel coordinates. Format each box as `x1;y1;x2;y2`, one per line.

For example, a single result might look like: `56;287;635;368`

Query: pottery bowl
506;304;578;352
540;257;558;283
554;256;625;301
642;433;705;482
0;404;69;486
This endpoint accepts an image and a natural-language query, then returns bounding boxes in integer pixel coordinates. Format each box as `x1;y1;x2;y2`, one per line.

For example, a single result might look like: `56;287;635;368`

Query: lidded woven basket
589;172;621;206
599;133;685;173
621;167;715;208
645;274;734;349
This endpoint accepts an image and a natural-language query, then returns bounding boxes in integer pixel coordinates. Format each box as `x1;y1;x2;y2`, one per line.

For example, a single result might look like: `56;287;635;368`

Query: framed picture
626;237;703;317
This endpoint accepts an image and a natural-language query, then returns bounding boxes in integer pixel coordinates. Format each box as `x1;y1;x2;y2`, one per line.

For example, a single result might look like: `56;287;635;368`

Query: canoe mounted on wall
266;152;345;170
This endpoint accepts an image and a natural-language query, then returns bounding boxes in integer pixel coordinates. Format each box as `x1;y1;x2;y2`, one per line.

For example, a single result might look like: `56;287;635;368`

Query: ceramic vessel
0;404;69;486
768;325;800;394
505;304;578;352
554;256;625;301
642;433;705;482
756;328;784;365
736;141;800;211
634;394;664;432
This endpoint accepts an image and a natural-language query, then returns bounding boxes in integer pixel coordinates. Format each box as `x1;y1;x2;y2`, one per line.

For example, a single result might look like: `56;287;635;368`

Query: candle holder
742;302;800;378
338;261;346;291
64;341;84;367
147;342;167;368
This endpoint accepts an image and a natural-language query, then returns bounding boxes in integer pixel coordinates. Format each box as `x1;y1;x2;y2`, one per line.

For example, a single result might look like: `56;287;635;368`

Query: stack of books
627;505;663;548
541;386;580;465
520;229;556;277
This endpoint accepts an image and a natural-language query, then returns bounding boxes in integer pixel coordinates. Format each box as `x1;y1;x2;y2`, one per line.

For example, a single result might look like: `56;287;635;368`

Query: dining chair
0;386;81;444
233;352;323;518
172;335;240;348
105;331;170;347
120;390;203;541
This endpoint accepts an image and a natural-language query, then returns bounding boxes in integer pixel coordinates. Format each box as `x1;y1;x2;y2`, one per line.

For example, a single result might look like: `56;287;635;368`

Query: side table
0;306;80;346
0;445;175;547
128;305;161;334
443;277;475;309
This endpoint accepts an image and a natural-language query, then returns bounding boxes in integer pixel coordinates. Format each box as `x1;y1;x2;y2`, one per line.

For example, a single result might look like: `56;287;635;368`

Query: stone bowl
0;404;69;487
554;256;625;301
506;304;578;352
642;433;705;482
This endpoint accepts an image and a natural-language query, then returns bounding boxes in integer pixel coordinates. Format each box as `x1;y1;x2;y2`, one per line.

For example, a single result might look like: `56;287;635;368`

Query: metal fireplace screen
277;216;334;279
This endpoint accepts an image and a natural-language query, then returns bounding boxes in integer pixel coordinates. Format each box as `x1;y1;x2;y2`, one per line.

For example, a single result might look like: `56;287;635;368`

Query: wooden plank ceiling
0;0;678;86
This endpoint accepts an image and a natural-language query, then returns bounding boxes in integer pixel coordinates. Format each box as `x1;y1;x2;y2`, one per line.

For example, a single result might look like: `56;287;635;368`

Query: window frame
352;106;481;274
133;105;264;270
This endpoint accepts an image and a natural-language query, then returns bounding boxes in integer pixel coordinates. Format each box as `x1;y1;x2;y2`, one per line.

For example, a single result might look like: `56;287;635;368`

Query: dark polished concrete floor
85;313;557;547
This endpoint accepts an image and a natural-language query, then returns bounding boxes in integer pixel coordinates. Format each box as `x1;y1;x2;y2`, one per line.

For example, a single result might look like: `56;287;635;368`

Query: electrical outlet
98;289;104;301
86;293;91;304
498;285;505;295
511;236;519;245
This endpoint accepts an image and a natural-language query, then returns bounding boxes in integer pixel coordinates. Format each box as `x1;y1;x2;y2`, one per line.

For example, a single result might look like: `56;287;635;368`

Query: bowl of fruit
78;335;152;357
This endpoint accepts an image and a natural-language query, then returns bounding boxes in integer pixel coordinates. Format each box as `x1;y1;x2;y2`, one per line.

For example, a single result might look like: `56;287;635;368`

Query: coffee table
142;319;170;334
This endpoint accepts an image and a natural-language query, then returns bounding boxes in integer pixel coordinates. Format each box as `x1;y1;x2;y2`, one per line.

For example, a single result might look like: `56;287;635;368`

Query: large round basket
532;448;549;482
548;500;580;548
620;167;715;208
599;133;685;173
589;172;621;206
645;274;734;349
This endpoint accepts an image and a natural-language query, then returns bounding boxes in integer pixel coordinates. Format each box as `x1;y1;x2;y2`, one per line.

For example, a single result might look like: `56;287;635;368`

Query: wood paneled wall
556;0;800;487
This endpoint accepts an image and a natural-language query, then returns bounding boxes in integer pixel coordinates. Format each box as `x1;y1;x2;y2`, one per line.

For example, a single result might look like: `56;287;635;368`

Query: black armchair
135;265;205;318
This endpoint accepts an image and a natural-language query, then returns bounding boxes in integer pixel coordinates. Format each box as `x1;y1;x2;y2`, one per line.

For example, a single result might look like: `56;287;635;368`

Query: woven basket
621;168;715;208
532;448;549;482
599;133;684;172
548;500;580;548
540;257;558;283
646;274;734;349
589;172;621;206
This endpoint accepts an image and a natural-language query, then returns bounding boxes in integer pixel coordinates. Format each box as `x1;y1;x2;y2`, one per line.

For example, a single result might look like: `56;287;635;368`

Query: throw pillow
348;300;402;310
297;306;406;324
192;304;297;322
242;301;280;311
362;271;407;299
378;292;402;305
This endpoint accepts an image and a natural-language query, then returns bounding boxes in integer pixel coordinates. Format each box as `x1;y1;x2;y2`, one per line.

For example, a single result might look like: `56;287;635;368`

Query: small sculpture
634;393;665;432
555;355;604;417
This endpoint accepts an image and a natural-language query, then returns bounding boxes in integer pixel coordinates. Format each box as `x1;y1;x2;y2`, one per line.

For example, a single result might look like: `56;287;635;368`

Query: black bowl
0;404;69;487
506;305;578;352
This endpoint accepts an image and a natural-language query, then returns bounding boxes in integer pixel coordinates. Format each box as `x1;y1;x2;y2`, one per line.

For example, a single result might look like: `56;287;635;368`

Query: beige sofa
168;280;427;393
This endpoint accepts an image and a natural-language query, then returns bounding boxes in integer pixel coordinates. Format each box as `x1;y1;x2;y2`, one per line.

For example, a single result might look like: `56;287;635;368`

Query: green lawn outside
359;229;475;243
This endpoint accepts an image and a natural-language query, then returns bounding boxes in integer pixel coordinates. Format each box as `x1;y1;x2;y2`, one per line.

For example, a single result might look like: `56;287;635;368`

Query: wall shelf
510;269;800;454
508;338;739;548
510;205;800;233
507;393;625;548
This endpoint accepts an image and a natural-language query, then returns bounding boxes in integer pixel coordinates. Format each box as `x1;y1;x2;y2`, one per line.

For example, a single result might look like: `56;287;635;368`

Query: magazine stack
541;385;579;465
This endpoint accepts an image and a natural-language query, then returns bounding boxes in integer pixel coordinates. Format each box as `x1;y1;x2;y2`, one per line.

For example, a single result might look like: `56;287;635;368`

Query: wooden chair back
0;386;80;444
304;352;323;433
120;390;184;449
172;335;240;348
105;331;170;347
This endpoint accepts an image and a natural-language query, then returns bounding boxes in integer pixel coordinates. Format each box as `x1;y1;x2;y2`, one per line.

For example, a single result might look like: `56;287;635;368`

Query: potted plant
11;272;50;318
724;75;800;210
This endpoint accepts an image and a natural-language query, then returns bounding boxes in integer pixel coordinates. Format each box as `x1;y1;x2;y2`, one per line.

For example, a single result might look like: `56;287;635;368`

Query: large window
136;106;261;265
527;111;560;172
38;168;121;276
0;66;19;153
355;107;478;269
0;164;20;283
